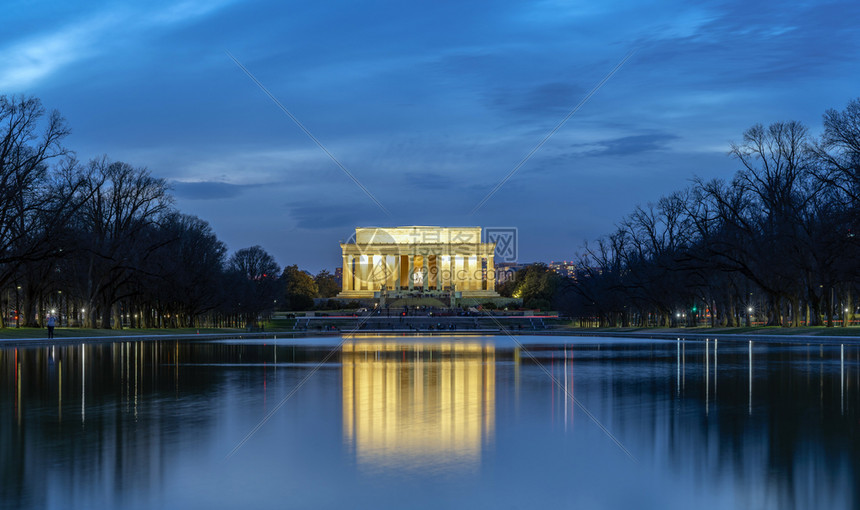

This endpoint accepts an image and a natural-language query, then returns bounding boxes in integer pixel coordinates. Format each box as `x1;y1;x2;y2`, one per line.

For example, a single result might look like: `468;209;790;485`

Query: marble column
487;255;495;292
468;255;478;290
386;255;397;290
371;255;380;291
408;255;414;291
358;255;368;291
342;255;352;292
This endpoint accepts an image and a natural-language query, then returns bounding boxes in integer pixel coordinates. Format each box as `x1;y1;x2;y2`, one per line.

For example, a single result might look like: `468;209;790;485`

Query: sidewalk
539;327;860;345
3;327;859;347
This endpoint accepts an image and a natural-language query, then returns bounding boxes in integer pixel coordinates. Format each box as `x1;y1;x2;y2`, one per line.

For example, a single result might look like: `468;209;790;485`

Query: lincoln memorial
337;226;501;302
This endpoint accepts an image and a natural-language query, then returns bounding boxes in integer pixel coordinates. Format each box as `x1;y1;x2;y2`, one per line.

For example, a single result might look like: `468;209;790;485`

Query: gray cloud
171;180;255;200
583;133;679;157
399;171;455;190
490;81;586;117
288;202;382;230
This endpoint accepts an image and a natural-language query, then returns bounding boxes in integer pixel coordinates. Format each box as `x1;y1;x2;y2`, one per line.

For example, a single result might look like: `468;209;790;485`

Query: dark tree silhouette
226;246;280;327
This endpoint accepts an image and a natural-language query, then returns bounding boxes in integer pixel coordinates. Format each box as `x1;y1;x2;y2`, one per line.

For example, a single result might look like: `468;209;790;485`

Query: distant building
549;260;578;279
334;267;343;288
495;262;528;284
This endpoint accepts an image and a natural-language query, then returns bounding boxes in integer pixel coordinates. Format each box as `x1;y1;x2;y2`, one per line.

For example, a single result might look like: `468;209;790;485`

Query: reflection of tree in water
0;340;856;509
521;342;858;510
0;340;325;509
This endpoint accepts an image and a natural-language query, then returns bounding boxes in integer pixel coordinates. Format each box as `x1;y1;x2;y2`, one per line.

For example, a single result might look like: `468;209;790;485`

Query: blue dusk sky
3;0;859;272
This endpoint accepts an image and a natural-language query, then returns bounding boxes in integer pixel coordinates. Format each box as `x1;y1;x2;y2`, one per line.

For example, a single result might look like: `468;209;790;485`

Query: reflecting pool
1;336;857;509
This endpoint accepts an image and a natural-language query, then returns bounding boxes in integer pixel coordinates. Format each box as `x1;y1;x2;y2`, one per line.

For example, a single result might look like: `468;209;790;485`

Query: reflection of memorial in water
342;341;495;472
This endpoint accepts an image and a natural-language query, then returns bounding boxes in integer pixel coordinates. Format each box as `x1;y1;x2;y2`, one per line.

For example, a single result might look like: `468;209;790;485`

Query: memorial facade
337;226;501;301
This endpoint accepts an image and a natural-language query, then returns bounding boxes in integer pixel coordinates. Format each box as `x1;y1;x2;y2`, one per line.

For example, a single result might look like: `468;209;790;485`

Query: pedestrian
47;314;56;339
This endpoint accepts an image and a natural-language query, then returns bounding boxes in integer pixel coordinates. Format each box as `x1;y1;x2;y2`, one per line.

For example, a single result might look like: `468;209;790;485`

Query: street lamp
15;286;20;328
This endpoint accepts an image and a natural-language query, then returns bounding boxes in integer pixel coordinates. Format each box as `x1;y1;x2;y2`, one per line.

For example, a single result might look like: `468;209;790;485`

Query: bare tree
813;98;860;203
0;96;70;287
131;213;227;327
226;246;280;327
71;158;173;328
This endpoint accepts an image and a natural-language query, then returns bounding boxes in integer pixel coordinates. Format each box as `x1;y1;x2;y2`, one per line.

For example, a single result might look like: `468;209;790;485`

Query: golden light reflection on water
342;341;495;473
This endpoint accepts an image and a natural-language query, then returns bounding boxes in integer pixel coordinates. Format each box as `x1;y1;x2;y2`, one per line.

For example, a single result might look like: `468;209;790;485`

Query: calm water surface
1;335;857;509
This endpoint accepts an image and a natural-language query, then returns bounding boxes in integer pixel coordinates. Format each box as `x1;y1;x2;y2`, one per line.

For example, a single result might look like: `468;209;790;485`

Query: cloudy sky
3;0;859;272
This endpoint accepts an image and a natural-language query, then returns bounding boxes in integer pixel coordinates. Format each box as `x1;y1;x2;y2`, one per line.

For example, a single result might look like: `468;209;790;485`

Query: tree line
0;94;318;329
14;93;858;330
552;98;860;328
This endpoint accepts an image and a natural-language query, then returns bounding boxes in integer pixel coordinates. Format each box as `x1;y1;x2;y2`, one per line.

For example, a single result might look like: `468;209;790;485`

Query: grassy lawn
802;327;860;336
0;316;300;340
266;318;297;330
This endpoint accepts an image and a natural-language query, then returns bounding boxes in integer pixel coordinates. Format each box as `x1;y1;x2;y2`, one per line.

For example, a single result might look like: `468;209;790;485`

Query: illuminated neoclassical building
337;226;501;301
